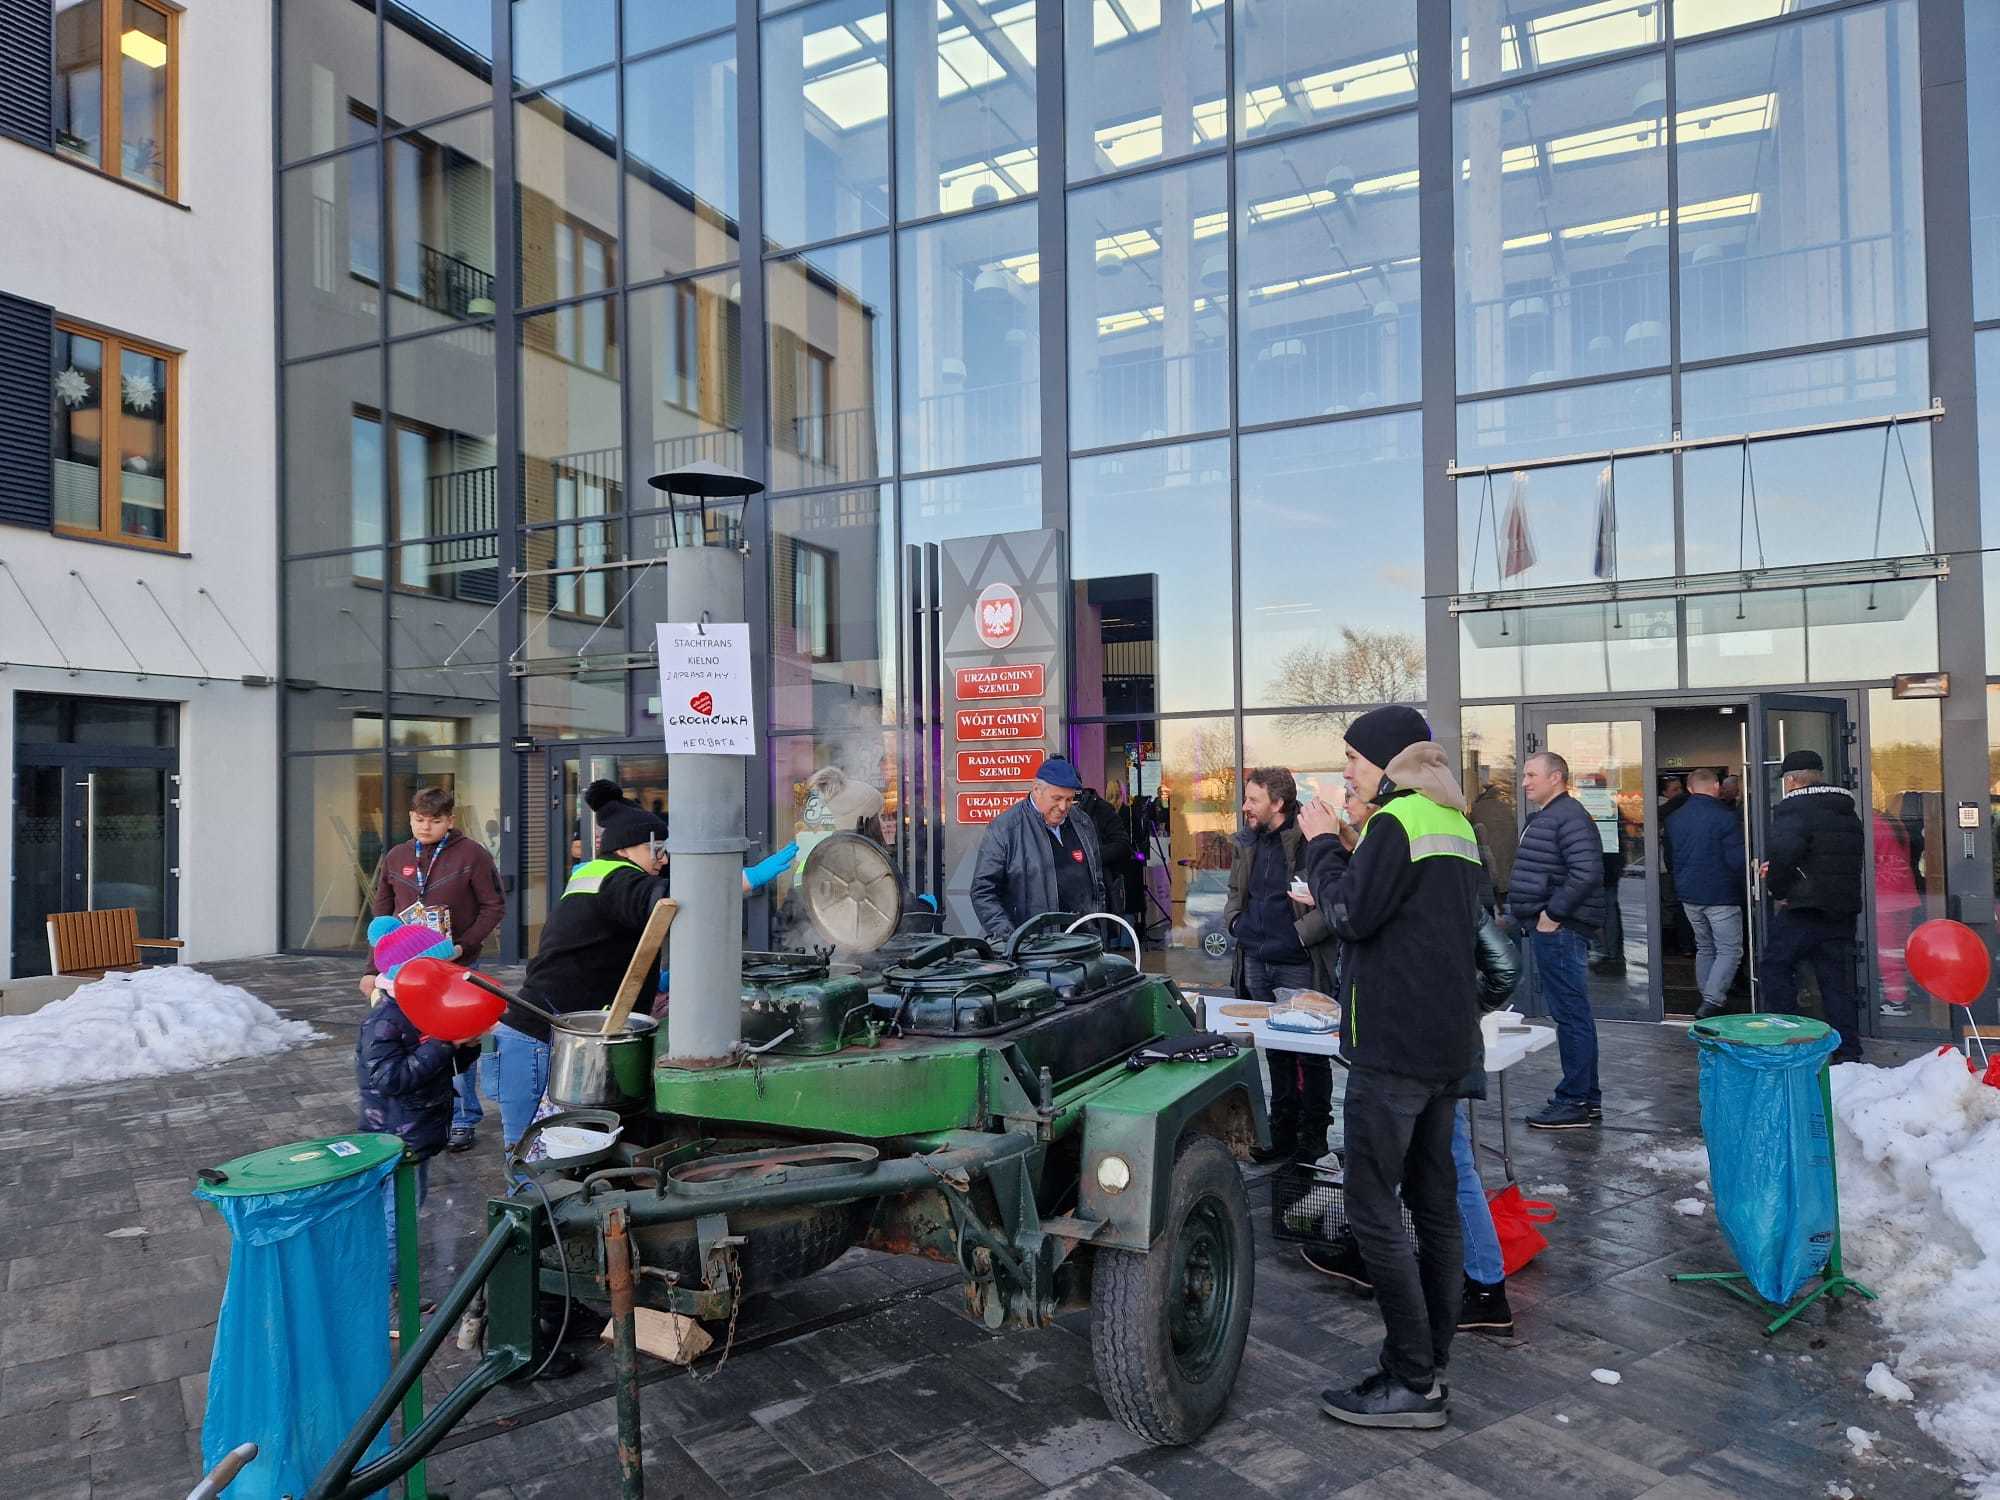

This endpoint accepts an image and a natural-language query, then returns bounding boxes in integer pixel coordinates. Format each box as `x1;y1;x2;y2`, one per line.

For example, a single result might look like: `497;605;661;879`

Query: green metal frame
393;1158;426;1500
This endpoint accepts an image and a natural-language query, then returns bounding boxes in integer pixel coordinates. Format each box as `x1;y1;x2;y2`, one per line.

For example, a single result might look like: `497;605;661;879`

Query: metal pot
547;1011;658;1112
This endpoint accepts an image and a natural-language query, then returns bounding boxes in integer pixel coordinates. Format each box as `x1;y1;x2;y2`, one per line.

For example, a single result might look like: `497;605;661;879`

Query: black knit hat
1344;705;1431;769
587;780;668;855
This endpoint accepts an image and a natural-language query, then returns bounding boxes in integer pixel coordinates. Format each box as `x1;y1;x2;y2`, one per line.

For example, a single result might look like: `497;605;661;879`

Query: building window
792;541;836;661
53;0;177;197
53;320;177;549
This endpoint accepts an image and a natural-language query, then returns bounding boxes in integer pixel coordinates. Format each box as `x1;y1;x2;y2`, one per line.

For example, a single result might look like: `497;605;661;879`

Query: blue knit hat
1033;755;1083;790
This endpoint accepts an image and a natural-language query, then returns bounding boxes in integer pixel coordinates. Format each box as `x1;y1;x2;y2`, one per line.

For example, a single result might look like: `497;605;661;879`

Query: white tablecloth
1192;996;1556;1074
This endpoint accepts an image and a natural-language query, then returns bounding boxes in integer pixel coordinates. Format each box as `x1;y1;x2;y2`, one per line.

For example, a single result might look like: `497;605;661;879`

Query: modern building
0;1;279;977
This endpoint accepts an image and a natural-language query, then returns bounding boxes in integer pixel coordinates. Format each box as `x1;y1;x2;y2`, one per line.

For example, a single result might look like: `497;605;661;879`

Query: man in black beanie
1297;704;1483;1431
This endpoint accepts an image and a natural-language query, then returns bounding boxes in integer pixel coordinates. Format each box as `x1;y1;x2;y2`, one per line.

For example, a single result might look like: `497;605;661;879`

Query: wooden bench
46;909;185;979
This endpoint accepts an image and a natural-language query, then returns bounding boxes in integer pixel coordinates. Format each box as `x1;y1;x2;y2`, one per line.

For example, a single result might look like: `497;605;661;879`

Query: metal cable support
0;559;78;674
69;569;147;678
197;586;270;676
136;578;211;683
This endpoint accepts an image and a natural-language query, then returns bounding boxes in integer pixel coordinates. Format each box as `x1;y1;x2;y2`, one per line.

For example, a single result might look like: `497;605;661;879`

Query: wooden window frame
56;0;181;200
53;318;180;553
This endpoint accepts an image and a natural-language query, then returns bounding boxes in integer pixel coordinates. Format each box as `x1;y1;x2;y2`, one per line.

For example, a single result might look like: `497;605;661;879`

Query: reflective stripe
563;858;627;898
1407;832;1481;861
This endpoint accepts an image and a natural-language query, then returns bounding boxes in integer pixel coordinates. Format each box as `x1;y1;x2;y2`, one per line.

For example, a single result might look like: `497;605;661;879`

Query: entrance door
1523;707;1660;1023
542;747;670;923
1745;693;1857;1021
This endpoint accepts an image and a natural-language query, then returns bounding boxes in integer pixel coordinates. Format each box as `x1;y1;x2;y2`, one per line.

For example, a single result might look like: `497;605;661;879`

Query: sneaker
1458;1278;1515;1336
1251;1141;1296;1166
1693;999;1726;1021
448;1126;476;1153
1527;1101;1595;1131
1588;1103;1604;1119
1301;1238;1372;1289
1321;1370;1449;1429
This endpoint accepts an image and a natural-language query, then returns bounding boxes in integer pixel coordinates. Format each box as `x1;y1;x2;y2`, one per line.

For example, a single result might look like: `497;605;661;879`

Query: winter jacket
1468;788;1519;897
1767;785;1865;917
519;857;672;1041
1223;819;1337;992
356;996;459;1160
370;833;506;963
1303;743;1484;1084
969;795;1107;941
1080;790;1133;868
1664;794;1746;907
1508;792;1608;934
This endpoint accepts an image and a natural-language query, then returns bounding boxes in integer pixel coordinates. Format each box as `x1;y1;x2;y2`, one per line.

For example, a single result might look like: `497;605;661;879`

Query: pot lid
742;950;831;984
1012;931;1104;964
882;956;1022;993
798;832;906;952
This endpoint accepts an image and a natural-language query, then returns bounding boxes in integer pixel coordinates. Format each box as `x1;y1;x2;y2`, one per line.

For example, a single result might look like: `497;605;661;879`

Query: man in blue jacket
1508;751;1608;1130
1664;768;1746;1019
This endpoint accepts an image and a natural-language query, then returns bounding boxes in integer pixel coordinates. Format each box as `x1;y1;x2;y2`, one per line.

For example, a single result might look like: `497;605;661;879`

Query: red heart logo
690;691;714;715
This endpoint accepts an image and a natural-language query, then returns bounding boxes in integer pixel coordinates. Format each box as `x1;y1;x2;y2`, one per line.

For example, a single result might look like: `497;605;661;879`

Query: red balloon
1904;919;1991;1007
392;956;506;1042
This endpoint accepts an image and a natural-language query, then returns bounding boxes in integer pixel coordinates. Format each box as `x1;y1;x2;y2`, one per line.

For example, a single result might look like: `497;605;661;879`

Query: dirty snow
1634;1141;1710;1176
1827;1485;1855;1500
1845;1426;1876;1458
1671;1197;1707;1217
0;967;320;1100
1866;1362;1915;1404
1529;1183;1571;1198
1590;1368;1622;1386
1831;1050;2000;1498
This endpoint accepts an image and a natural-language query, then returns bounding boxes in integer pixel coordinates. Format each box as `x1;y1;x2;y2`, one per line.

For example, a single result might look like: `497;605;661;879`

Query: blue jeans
495;1025;552;1149
1533;925;1599;1108
1452;1110;1504;1285
381;1158;431;1291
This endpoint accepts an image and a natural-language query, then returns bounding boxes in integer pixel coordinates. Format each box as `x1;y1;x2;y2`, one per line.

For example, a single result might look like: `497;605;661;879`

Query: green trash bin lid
1688;1013;1832;1048
198;1133;405;1197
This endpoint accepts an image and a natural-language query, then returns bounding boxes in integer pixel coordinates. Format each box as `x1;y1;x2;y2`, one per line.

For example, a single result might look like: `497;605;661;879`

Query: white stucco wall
0;2;278;974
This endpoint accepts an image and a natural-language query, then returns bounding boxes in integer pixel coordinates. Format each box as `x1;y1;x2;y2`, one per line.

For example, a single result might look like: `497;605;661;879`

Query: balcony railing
418;243;497;321
1240;307;1420;419
902;378;1040;471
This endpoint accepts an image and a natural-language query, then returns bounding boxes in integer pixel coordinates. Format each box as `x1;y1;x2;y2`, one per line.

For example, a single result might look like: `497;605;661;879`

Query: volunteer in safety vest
1295;704;1483;1434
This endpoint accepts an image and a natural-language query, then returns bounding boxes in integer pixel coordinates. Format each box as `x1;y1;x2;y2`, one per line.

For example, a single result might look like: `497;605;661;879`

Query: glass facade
275;0;2000;1029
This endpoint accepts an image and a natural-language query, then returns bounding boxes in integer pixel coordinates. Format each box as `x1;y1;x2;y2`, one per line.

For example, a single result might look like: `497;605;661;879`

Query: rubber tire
1091;1133;1255;1445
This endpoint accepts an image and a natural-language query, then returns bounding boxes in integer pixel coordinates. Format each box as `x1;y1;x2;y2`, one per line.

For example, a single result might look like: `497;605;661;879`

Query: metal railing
416;243;497;320
902;379;1041;471
1076;346;1230;445
1241;308;1419;418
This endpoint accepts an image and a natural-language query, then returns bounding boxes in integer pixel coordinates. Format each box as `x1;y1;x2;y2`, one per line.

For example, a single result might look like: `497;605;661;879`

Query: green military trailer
307;835;1267;1500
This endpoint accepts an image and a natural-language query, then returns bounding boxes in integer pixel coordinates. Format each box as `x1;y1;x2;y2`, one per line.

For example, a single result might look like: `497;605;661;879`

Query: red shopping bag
1488;1183;1559;1275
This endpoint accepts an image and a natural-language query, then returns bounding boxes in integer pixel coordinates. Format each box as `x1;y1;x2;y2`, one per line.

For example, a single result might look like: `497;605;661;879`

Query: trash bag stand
1668;1063;1877;1336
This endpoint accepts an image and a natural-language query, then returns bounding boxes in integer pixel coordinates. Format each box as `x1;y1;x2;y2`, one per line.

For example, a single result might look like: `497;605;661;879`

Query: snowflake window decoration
54;366;90;408
122;370;159;413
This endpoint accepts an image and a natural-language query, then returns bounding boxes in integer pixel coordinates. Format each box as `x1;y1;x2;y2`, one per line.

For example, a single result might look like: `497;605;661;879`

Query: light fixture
970;183;999;207
1892;672;1949;700
121;28;167;69
1324;163;1356;198
1199;253;1228;291
1624;226;1668;262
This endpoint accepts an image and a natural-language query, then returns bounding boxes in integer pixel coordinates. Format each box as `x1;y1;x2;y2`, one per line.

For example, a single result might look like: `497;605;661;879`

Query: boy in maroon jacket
365;786;506;1151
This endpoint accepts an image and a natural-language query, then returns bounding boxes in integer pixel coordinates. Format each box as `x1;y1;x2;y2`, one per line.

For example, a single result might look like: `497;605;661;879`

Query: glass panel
767;236;893;491
115;346;168;541
1806;580;1936;683
119;1;170;190
387;1;494;124
762;0;891;248
1686;587;1805;688
10;764;65;976
1454;56;1670;394
1457;453;1674;591
281;0;377;164
71;697;176;745
1539;718;1651;1020
387;326;499;554
386;110;496;335
281;144;383;356
1237;114;1420;425
1068;158;1230;450
1676;1;1924;363
1241;708;1369;812
900;203;1042;472
769;733;897;950
516;71;619;309
770;488;893;731
87;765;168;938
520;525;629;738
1237;0;1417;137
626;36;741;282
895;0;1039;219
521;300;624;526
630;274;747;484
1063;0;1225;182
1240;413;1425;707
1459;703;1518;905
1676;0;1847;42
1972;0;2000;318
1460;600;1677;697
53;329;104;532
387;749;503;867
1071;438;1232;718
285;351;382;556
286;753;386;950
1456;373;1670;465
1981;333;2000;666
1870;691;1946;1034
390;538;505;747
1452;0;1662;90
511;0;614;87
285;552;388;751
626;0;734;54
54;0;104;169
901;462;1042;547
1681;342;1931;576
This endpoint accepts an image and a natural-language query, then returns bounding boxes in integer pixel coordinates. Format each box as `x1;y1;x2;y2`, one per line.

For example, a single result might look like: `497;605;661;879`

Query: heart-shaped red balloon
393;956;506;1042
1905;919;1991;1007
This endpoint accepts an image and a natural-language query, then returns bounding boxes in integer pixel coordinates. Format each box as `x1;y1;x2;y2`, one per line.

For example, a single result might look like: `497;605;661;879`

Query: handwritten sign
954;664;1046;702
954;706;1046;742
657;623;754;755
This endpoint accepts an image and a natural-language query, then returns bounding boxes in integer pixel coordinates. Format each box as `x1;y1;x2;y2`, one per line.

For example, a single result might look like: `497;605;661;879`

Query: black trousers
1341;1065;1464;1392
1244;954;1332;1157
1759;907;1861;1061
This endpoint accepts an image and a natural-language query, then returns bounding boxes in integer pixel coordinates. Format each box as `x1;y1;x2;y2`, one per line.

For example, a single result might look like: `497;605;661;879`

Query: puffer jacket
1767;784;1864;916
1508;792;1608;933
1664;794;1745;907
969;794;1107;941
356;996;458;1160
1224;820;1338;994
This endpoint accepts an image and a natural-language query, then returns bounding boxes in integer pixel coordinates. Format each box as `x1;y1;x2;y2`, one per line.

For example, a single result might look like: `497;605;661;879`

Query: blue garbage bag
1694;1026;1841;1305
197;1161;394;1500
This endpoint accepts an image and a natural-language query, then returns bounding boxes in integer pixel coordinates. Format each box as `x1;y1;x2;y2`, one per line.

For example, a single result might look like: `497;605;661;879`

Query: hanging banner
656;623;755;755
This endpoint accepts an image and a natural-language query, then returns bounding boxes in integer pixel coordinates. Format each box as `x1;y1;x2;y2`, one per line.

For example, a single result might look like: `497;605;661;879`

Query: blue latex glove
917;893;938;912
656;968;670;995
743;841;800;892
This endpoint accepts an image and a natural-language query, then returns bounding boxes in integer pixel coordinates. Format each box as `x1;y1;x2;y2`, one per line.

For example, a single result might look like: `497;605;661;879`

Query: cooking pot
548;1010;657;1112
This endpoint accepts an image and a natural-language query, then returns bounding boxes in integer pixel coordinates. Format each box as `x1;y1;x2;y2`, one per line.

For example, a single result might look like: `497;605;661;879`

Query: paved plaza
0;957;1969;1499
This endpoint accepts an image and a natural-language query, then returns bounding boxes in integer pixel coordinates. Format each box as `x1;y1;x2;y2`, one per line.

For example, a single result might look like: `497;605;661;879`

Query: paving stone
987;1400;1154;1488
1038;1467;1174;1500
756;1450;952;1500
0;1350;93;1418
66;1379;186;1453
893;1428;1045;1500
681;1416;815;1494
1422;1410;1669;1500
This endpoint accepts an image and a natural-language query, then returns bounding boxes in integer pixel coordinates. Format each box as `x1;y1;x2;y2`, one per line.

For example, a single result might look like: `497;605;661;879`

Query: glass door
542;747;670;931
1523;707;1661;1024
10;763;177;977
1746;693;1857;1023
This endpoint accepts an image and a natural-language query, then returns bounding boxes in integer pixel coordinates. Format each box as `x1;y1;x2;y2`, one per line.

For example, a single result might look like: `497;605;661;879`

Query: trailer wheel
1091;1134;1253;1445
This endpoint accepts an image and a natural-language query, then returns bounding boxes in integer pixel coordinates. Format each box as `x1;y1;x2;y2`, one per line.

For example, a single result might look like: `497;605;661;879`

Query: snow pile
1671;1197;1707;1217
1590;1368;1622;1386
0;967;321;1099
1865;1362;1914;1404
1529;1183;1571;1198
1831;1051;2000;1497
1634;1141;1709;1176
1844;1427;1876;1458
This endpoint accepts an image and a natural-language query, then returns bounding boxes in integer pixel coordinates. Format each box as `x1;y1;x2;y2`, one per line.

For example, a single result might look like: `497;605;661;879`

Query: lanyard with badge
397;831;455;939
